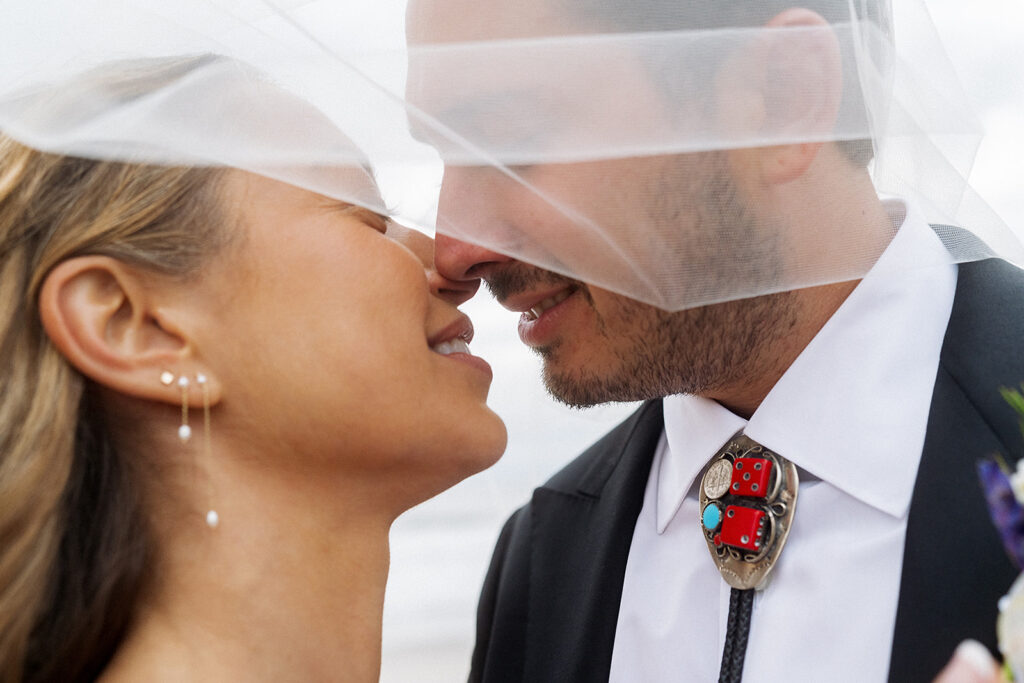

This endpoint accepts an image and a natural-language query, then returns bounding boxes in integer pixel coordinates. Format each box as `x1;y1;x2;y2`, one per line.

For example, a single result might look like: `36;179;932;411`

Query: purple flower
978;459;1024;569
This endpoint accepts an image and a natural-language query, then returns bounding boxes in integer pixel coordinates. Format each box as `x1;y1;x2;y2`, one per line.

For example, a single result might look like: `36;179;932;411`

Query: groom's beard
484;163;796;408
487;265;798;408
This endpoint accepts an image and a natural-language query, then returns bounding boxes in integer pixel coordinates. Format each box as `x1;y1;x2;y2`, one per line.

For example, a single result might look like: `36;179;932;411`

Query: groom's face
432;156;798;409
408;0;799;407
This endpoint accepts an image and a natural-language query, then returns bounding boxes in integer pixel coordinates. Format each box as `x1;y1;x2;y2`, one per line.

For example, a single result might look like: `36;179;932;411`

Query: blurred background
381;0;1024;679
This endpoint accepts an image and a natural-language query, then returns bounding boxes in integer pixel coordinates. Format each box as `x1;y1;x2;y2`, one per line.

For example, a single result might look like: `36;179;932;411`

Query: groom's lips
502;285;581;348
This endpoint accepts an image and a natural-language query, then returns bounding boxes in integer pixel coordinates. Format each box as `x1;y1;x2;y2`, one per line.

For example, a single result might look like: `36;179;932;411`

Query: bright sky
927;0;1024;235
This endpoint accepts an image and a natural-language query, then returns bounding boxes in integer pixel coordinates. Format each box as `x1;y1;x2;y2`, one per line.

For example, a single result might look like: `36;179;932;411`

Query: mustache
484;262;581;302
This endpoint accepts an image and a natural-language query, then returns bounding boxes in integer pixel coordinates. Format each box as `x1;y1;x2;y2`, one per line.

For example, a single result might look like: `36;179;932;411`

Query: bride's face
190;172;506;500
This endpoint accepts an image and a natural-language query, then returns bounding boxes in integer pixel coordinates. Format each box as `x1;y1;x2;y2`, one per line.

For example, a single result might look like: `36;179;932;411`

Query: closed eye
324;201;391;234
344;206;390;234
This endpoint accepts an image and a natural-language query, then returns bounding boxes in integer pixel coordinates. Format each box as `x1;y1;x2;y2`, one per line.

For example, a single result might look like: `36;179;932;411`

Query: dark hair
558;0;891;166
557;0;885;30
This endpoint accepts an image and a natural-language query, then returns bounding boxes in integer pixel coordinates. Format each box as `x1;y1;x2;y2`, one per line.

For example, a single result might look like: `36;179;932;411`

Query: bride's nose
388;222;480;306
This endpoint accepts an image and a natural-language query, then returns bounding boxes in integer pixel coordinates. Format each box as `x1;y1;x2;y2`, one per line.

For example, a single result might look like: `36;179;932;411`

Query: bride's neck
101;464;395;682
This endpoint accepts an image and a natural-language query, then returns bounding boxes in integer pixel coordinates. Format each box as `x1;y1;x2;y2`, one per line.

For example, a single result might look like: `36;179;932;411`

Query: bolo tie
698;433;799;683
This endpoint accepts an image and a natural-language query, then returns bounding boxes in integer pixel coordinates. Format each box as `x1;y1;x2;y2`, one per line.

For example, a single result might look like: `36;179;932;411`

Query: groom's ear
716;8;842;185
39;255;220;404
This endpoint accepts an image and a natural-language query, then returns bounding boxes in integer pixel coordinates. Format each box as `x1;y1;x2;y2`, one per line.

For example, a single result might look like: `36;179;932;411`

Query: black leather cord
718;588;755;683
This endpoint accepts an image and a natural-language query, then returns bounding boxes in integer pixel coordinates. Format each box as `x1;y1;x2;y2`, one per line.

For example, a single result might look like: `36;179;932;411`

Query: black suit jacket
470;258;1024;683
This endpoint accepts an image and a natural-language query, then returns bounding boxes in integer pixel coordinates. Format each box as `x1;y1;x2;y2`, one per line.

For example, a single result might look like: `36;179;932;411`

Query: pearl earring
196;372;219;529
160;371;192;442
161;370;219;529
176;375;191;442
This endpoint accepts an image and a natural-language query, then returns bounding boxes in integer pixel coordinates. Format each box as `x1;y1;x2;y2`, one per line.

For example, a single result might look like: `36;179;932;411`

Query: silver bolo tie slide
699;433;799;591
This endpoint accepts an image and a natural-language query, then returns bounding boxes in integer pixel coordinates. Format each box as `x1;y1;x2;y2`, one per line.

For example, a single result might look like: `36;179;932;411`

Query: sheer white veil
1;0;1020;310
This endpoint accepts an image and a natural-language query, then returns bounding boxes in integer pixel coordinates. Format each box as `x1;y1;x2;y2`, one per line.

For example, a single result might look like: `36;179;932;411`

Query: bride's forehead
222;168;382;210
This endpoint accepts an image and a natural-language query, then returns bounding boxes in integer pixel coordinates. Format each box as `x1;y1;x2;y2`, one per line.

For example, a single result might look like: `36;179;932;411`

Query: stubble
486;154;799;408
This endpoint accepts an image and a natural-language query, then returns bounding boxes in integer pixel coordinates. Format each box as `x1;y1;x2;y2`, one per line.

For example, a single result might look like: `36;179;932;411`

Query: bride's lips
504;285;580;348
428;315;493;378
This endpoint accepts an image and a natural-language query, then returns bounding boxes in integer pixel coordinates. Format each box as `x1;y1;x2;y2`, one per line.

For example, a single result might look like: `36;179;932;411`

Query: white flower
1011;460;1024;505
1001;573;1024;680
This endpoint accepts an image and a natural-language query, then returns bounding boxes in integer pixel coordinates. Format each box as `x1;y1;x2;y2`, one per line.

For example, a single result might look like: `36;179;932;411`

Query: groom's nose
389;222;481;305
434;231;513;282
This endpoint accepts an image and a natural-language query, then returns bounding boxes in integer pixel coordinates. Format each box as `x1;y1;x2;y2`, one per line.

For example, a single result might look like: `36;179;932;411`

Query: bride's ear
39;255;221;405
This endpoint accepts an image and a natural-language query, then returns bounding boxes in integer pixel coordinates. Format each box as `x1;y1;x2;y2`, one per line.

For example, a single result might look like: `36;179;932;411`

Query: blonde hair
0;135;226;682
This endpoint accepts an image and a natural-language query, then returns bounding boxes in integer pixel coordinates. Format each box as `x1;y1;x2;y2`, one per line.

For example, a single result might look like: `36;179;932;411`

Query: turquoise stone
702;503;722;531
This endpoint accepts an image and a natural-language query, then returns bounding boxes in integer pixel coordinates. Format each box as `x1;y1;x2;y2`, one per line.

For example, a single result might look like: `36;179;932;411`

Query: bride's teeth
431;338;471;355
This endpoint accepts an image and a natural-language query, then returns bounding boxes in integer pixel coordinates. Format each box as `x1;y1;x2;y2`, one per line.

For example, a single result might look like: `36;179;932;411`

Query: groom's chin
540;362;636;409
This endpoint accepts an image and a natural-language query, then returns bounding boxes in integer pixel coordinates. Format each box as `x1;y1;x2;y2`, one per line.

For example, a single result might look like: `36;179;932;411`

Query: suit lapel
523;401;664;682
888;367;1017;682
889;259;1024;682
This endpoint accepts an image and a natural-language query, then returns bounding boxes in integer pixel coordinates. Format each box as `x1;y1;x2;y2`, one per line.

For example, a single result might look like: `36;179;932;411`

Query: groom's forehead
406;1;875;50
406;0;594;44
406;0;813;42
405;0;656;128
404;12;680;157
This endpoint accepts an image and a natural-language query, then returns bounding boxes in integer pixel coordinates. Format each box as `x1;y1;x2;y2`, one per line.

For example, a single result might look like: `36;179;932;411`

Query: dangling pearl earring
176;375;191;442
160;371;191;441
196;372;219;529
161;370;219;529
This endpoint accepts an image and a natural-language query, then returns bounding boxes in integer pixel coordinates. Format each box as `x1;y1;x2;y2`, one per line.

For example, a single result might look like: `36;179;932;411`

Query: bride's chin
411;414;508;504
444;412;508;476
469;409;508;468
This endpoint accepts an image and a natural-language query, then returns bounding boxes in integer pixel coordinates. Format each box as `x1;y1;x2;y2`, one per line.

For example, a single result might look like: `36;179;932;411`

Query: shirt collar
656;200;957;533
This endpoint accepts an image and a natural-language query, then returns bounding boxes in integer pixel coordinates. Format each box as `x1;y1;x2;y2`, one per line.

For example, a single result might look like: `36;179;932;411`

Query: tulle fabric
2;0;1020;308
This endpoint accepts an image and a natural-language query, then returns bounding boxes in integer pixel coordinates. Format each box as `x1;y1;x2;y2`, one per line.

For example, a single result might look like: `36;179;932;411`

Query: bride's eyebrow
323;201;391;232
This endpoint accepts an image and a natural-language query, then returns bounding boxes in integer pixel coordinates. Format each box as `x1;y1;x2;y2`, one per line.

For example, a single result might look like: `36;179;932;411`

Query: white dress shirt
608;200;958;682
